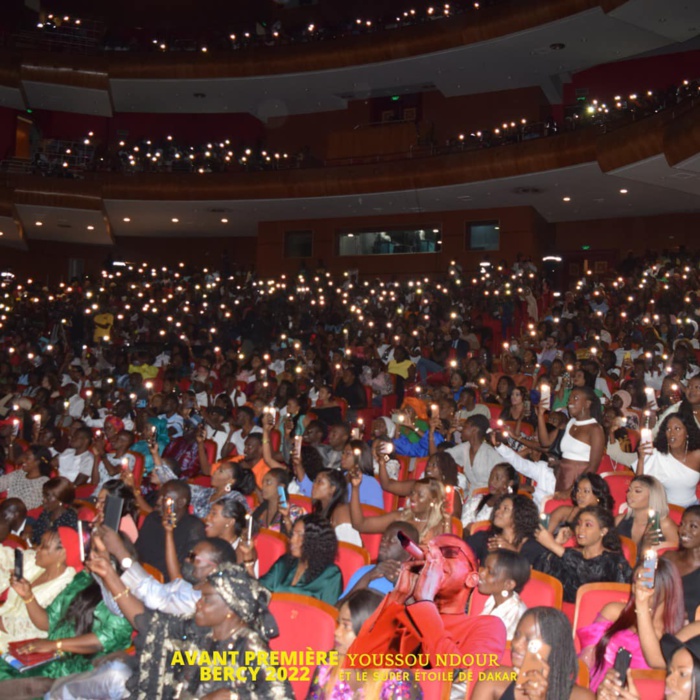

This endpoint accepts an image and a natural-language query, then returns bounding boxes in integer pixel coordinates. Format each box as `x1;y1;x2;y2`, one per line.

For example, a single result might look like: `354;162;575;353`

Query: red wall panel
562;50;700;105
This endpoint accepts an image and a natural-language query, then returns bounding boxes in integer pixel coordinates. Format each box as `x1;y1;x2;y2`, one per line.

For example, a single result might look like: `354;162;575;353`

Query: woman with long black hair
472;606;594;700
536;506;632;604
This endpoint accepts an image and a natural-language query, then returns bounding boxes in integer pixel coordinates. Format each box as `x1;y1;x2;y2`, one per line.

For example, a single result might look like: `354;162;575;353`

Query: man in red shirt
347;534;507;698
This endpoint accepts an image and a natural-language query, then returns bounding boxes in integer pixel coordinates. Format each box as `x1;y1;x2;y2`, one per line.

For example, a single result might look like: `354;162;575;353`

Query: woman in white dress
637;414;700;508
0;529;77;652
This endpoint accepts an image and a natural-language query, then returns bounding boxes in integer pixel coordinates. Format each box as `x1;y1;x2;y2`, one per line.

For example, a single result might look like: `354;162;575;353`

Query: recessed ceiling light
562;197;571;202
221;218;229;223
619;189;628;194
172;218;179;223
36;221;43;226
123;217;131;222
0;231;4;237
87;225;94;230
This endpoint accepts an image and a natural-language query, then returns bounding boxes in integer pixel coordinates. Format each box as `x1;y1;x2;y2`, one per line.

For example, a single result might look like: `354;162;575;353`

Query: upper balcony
0;0;698;117
0;87;698;249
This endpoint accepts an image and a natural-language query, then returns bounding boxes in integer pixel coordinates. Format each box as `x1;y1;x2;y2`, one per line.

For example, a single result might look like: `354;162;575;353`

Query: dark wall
1;235;257;283
257;206;551;278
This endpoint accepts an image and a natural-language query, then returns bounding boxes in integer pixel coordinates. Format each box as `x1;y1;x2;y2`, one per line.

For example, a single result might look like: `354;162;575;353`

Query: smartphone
293;435;303;459
397;530;424;560
278;485;287;507
640;548;658;589
516;639;551;686
77;521;92;562
103;495;124;532
647;509;661;546
165;497;177;527
613;647;632;687
14;549;23;581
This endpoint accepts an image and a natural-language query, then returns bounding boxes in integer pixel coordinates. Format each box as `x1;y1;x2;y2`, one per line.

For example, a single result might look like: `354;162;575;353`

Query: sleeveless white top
560;418;595;461
641;449;700;508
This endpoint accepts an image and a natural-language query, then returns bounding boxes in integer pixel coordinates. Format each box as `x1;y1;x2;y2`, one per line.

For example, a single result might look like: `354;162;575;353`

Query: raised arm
375;442;413;497
348;474;401;533
262;415;286;469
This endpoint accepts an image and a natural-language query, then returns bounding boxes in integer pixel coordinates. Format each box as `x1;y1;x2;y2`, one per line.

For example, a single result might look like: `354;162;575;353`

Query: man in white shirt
441;415;502;497
229;406;262;457
204;407;231;460
158;395;184;439
55;427;96;485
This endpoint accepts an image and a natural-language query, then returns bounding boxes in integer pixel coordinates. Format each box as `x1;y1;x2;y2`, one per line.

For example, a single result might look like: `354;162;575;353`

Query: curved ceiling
0;0;698;117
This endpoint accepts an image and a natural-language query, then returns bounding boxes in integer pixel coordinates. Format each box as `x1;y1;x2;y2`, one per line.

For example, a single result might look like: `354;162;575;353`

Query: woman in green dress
241;512;343;605
0;526;132;689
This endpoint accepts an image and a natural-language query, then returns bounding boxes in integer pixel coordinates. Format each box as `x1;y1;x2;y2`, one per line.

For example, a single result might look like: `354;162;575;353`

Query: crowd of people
20;76;699;182
0;247;699;698
16;2;503;55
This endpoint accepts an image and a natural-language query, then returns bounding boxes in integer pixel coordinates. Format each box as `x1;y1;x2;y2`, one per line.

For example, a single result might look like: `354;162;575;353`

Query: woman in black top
30;476;78;545
664;505;700;623
465;493;547;566
535;505;632;604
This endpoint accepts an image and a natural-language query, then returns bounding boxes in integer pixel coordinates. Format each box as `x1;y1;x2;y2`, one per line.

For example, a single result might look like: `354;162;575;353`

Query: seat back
336;541;371;587
572;583;631;647
628;669;665;700
202;439;217;465
288;494;313;514
577;659;590;689
142;562;165;583
469;519;492;534
2;534;28;549
128;450;145;488
619;535;638;567
256;528;289;577
75;484;96;500
668;504;684;525
269;593;337;700
360;504;386;562
520;570;564;611
74;499;98;522
189;475;212;487
601;472;634;516
541;496;573;515
381;393;398;416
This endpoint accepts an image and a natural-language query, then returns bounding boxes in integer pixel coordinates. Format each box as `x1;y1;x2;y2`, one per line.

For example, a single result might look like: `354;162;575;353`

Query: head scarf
401;397;428;421
381;416;396;439
207;562;278;642
57;526;83;572
613;390;632;410
104;415;125;433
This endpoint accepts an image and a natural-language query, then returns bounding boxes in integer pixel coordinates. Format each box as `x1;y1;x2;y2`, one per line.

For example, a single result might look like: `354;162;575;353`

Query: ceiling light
35;221;43;226
172;218;179;223
123;217;131;222
619;189;628;194
221;218;229;223
87;225;94;230
562;197;571;202
0;232;4;237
